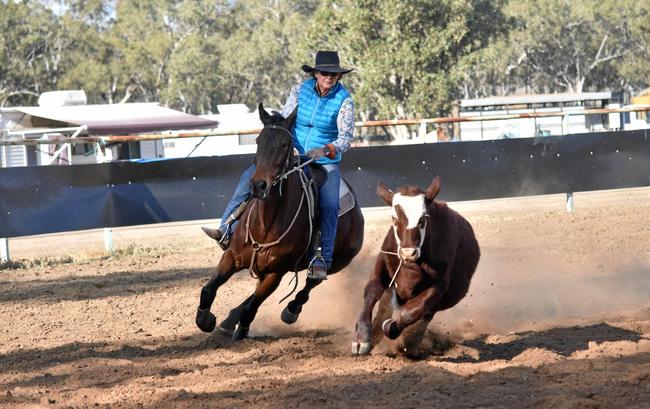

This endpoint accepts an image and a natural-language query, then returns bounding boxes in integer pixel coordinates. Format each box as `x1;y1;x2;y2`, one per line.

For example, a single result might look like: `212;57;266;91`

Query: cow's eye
391;216;398;226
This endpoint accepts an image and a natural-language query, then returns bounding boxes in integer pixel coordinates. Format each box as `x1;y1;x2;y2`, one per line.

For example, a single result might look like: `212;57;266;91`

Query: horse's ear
259;102;272;125
377;182;394;206
425;176;441;201
284;106;298;130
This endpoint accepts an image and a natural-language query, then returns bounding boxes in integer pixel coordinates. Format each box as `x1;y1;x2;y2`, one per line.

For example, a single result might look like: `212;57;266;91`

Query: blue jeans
219;164;256;233
220;163;340;268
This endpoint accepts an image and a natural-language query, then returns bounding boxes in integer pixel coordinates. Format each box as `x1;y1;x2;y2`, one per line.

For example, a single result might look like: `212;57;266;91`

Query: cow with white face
378;178;439;262
352;176;480;356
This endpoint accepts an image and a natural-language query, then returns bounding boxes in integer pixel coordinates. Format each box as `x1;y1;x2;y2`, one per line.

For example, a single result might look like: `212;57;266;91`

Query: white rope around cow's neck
380;247;403;289
380;214;428;288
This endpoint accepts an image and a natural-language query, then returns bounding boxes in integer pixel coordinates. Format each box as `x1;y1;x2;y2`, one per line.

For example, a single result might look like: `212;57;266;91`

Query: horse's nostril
250;179;269;198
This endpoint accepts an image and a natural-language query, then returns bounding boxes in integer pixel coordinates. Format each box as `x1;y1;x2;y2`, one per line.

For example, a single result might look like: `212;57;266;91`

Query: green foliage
301;0;508;119
0;2;62;106
0;0;648;122
462;0;649;97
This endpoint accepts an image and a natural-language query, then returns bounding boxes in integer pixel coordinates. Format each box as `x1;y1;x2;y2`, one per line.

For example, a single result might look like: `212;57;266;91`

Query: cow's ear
425;176;441;201
377;182;394;206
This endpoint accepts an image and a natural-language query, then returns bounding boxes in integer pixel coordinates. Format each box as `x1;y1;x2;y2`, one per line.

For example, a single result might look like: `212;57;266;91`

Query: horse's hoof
382;319;399;340
196;308;216;333
233;325;249;341
351;341;372;355
281;306;300;324
217;324;235;337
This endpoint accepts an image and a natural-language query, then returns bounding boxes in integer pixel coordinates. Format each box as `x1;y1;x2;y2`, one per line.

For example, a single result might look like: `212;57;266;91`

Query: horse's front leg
280;277;323;324
233;272;283;340
382;264;445;340
196;251;237;332
352;257;388;355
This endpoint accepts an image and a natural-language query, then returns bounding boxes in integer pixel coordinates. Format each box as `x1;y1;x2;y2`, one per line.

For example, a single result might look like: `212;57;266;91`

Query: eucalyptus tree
214;0;322;110
299;0;508;119
0;1;63;106
462;0;648;97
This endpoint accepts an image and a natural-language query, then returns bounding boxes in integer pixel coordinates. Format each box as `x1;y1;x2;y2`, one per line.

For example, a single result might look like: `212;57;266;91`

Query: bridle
380;210;430;288
245;124;317;279
262;125;296;190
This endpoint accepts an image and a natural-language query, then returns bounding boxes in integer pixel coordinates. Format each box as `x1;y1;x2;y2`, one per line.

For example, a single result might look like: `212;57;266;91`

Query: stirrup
201;224;231;250
307;256;328;281
216;224;232;250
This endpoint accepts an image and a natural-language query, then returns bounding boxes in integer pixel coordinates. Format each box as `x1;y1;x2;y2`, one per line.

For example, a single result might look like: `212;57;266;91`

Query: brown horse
196;104;364;340
352;176;480;355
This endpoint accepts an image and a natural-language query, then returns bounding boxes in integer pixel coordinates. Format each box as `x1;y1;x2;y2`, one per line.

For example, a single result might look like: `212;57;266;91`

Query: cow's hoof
351;341;372;355
382;319;399;340
281;306;300;324
196;308;216;333
233;325;249;341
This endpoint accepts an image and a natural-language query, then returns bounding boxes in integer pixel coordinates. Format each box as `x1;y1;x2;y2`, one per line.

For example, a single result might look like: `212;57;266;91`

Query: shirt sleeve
333;97;355;154
280;82;301;118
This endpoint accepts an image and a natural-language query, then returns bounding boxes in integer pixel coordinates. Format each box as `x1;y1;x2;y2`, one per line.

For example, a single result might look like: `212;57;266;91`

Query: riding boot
202;199;249;250
201;225;230;251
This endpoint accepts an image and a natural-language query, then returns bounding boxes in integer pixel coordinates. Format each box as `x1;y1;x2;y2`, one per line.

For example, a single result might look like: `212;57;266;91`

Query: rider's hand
306;146;328;159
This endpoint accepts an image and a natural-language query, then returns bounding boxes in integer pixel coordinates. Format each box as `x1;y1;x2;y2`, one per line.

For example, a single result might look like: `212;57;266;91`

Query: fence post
104;228;113;254
566;192;574;212
0;238;9;262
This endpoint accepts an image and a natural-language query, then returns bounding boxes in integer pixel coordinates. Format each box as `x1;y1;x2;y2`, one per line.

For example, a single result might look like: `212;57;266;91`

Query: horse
352;176;480;355
196;103;364;341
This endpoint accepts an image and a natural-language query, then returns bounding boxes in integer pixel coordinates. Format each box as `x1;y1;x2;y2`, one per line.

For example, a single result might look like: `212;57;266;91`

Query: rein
380;213;429;288
245;125;316;279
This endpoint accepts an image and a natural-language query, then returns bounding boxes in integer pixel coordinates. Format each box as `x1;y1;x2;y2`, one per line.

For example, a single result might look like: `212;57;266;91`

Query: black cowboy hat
301;50;354;74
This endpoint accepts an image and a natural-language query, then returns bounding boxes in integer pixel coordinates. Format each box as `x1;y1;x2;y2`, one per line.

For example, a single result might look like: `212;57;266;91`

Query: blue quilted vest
293;78;350;164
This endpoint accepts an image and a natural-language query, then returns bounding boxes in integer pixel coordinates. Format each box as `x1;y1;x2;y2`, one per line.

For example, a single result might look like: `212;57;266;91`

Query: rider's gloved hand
306;146;328;159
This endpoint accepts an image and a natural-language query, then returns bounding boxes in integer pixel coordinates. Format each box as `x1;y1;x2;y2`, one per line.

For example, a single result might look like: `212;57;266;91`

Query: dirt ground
1;188;649;408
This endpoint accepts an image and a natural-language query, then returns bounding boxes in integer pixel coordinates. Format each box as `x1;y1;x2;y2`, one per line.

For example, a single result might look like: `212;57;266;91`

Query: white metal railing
0;105;649;148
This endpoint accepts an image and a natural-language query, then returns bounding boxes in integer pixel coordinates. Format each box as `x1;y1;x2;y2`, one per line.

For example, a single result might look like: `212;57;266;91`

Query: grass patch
0;256;75;270
0;244;175;271
108;243;172;259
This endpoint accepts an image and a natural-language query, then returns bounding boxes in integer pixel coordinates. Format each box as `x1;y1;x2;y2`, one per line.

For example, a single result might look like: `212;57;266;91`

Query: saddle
300;160;356;219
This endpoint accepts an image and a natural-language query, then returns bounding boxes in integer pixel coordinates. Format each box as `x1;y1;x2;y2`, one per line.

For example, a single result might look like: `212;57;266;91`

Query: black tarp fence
0;129;648;238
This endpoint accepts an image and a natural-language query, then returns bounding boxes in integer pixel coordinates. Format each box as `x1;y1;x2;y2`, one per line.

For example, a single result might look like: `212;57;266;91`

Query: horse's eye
391;216;398;226
418;217;425;227
281;142;289;149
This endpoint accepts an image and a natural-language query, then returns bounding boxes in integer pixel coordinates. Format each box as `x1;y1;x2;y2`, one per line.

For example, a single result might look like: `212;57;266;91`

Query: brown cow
352;176;480;355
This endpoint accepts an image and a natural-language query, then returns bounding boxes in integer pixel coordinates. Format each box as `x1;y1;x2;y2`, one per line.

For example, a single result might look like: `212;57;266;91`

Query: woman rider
202;50;355;281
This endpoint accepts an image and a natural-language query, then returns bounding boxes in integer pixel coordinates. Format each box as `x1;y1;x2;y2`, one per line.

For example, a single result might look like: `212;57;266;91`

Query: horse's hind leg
196;251;237;333
233;272;283;340
281;277;322;324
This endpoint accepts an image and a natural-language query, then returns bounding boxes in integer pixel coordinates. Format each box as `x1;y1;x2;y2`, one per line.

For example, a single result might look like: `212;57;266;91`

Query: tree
299;0;508;119
0;2;64;106
462;0;648;97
